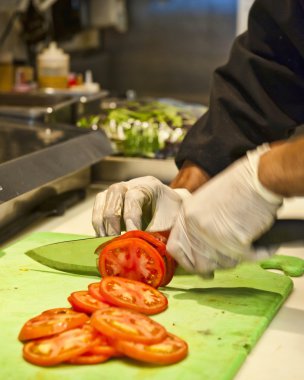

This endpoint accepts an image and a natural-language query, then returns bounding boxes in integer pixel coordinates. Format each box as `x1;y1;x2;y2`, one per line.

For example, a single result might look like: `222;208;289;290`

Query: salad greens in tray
77;98;207;158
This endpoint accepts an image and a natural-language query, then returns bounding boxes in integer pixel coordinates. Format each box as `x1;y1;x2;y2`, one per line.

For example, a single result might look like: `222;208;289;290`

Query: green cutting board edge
0;232;293;380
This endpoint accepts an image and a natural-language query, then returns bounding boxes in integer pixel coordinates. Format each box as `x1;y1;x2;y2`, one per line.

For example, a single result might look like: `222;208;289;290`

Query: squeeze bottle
37;42;70;89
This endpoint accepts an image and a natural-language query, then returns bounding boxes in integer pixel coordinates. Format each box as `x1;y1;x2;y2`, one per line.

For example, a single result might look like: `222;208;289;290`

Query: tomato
81;322;120;357
91;307;167;344
68;291;110;314
89;338;119;357
111;231;175;287
18;310;89;342
41;308;75;315
95;231;176;287
68;352;110;364
99;277;168;315
23;327;97;366
95;230;167;256
114;333;188;365
88;282;110;303
98;238;165;288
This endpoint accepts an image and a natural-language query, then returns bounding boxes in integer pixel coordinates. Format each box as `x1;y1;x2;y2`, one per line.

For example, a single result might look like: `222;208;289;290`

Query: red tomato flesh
95;230;167;257
91;307;167;344
68;291;110;314
99;276;168;315
88;282;110;303
23;326;97;366
18;309;89;342
114;332;188;365
98;238;165;288
68;352;111;364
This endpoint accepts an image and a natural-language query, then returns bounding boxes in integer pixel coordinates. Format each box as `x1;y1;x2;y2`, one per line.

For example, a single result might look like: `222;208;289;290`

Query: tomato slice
68;291;110;314
89;335;119;357
95;231;167;256
18;310;89;341
98;238;165;288
41;308;76;316
99;277;168;315
23;326;97;366
88;282;110;303
114;333;188;365
91;307;167;344
67;352;111;365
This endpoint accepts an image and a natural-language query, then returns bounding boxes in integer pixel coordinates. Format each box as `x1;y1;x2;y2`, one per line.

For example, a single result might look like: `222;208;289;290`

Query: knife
25;219;304;276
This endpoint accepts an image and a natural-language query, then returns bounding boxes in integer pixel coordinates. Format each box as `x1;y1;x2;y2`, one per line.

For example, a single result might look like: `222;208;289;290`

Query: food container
37;42;70;89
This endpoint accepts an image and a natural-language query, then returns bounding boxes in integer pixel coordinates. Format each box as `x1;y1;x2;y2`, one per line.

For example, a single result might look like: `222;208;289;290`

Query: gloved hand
92;176;191;236
166;145;283;277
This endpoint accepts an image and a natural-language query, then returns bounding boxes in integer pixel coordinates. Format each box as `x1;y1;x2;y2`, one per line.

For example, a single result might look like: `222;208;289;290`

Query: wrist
247;145;283;204
170;160;210;192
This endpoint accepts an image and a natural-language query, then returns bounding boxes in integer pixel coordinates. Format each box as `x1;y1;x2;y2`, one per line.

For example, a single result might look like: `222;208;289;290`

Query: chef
92;0;304;277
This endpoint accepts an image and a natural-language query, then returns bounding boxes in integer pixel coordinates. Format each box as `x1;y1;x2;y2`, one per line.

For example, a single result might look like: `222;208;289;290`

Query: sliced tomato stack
19;277;188;367
95;230;177;288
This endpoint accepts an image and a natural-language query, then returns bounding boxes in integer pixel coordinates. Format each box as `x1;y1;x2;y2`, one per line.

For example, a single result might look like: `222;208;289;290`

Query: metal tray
0;92;78;124
92;155;178;185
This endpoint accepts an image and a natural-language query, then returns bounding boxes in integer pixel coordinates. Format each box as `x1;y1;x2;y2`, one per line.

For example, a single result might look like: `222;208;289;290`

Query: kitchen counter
4;187;304;380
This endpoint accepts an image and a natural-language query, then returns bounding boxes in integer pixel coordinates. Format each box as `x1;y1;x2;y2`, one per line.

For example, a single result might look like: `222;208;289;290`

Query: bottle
37;42;70;89
0;52;14;92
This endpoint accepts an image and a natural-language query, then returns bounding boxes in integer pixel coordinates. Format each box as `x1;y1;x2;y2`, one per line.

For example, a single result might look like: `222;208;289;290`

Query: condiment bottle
37;42;69;89
0;52;14;92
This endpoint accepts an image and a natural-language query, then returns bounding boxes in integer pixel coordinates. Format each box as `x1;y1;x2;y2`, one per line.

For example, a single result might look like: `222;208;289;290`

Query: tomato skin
18;310;89;342
95;230;167;256
68;291;110;314
91;307;167;344
99;277;168;315
88;282;110;303
41;308;75;315
22;327;97;366
68;352;110;364
98;238;165;288
114;333;188;365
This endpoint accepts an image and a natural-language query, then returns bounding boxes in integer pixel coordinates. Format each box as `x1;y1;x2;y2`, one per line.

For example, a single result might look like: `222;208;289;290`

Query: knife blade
25;219;304;275
25;236;113;276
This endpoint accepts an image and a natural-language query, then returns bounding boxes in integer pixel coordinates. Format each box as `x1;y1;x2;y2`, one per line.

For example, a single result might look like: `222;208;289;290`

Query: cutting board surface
0;232;293;380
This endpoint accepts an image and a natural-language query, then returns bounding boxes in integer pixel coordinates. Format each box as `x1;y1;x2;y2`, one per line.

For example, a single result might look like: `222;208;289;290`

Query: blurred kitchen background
0;0;254;243
0;0;254;102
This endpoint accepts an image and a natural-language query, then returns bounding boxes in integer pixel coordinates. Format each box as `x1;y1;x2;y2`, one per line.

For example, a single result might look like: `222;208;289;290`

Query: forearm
175;0;304;176
259;137;304;197
170;160;210;192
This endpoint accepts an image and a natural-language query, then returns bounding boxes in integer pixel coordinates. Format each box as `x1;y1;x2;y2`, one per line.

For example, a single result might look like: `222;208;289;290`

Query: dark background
70;0;237;105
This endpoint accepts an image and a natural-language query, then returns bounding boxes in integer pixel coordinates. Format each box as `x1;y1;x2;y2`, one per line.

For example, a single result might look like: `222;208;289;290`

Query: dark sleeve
175;0;304;177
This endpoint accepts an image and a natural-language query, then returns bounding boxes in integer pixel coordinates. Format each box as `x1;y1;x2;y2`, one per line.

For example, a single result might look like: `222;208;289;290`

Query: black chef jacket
175;0;304;177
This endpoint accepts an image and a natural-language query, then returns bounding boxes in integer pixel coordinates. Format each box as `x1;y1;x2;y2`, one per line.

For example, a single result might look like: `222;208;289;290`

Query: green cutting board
0;232;293;380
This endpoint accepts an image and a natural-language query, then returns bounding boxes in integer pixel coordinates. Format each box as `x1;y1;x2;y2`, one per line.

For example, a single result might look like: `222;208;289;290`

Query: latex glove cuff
247;144;283;205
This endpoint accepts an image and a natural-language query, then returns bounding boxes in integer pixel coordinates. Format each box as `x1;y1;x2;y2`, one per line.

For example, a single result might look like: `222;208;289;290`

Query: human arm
259;137;304;197
169;160;210;192
175;0;304;177
92;0;304;236
167;136;304;276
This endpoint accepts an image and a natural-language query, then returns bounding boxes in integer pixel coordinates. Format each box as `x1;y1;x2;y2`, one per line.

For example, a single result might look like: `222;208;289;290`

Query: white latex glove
166;145;283;277
92;176;191;236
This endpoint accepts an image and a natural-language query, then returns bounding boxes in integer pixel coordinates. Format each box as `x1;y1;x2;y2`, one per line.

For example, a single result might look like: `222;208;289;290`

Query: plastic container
37;42;70;89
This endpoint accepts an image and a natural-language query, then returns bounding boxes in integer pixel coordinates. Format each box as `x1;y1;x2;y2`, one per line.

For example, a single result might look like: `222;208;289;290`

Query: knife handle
253;219;304;248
